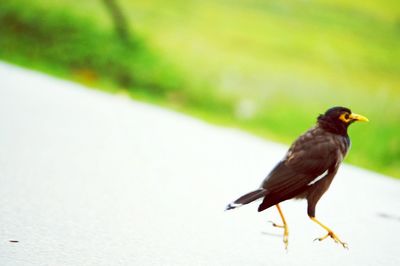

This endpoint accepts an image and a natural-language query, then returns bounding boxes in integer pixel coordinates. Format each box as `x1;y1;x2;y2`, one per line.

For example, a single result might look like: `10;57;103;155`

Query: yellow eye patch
339;113;351;123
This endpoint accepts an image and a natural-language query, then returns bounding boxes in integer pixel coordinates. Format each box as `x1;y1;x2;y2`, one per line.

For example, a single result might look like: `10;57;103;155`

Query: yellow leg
273;204;289;249
310;217;348;249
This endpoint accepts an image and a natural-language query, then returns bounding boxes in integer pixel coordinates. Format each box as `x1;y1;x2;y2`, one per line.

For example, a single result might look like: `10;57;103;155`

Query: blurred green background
1;0;399;177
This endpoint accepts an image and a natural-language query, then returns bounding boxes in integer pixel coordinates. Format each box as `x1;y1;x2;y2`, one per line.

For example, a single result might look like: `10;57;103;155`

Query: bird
225;106;368;249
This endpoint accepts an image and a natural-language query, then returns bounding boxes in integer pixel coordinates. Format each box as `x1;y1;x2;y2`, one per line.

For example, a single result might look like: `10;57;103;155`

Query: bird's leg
310;216;348;249
268;205;285;228
272;204;289;249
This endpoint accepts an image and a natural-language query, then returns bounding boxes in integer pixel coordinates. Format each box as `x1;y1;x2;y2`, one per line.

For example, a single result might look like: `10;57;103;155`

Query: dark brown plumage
226;106;368;249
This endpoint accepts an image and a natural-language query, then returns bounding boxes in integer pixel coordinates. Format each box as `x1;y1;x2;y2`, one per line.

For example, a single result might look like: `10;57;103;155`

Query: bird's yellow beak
349;113;369;122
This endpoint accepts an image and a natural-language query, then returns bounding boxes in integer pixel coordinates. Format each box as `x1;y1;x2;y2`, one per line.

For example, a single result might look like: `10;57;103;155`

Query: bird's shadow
261;231;282;238
377;212;400;223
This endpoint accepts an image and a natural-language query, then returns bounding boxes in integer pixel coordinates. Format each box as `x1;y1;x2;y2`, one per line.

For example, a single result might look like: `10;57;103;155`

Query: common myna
226;106;368;249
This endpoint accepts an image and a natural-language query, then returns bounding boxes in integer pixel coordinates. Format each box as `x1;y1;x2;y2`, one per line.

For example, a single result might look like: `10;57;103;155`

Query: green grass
1;0;399;177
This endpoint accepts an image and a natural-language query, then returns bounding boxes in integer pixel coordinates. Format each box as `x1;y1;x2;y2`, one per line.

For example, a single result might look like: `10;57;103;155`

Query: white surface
0;62;399;266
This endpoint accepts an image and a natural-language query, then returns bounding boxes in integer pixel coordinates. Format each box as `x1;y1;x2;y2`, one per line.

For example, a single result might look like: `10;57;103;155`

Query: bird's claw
313;231;348;249
283;234;289;250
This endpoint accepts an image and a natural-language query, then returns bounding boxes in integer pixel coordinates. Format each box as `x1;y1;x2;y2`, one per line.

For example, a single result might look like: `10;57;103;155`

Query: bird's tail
225;188;267;210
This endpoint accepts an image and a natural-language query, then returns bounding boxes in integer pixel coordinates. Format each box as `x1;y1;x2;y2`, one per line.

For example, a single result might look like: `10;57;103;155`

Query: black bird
226;107;368;249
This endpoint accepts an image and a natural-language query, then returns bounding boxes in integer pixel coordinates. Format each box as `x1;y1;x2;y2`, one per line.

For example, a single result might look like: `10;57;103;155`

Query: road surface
0;62;399;265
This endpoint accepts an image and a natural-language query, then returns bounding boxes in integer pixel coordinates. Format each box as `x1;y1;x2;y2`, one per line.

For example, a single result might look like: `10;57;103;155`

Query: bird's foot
314;231;348;249
268;220;284;228
268;221;289;249
283;228;289;250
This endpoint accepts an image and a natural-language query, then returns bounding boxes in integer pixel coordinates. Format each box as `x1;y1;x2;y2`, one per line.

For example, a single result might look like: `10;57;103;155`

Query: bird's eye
344;113;349;119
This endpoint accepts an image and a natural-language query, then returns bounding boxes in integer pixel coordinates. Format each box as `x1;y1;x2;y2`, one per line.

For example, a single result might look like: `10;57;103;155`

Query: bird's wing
258;128;342;211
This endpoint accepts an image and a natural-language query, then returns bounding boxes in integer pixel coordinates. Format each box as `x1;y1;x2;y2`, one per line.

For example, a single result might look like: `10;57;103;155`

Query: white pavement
0;62;399;266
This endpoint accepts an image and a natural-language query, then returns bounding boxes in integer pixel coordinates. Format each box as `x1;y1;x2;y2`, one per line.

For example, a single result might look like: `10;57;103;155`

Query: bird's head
317;106;369;135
